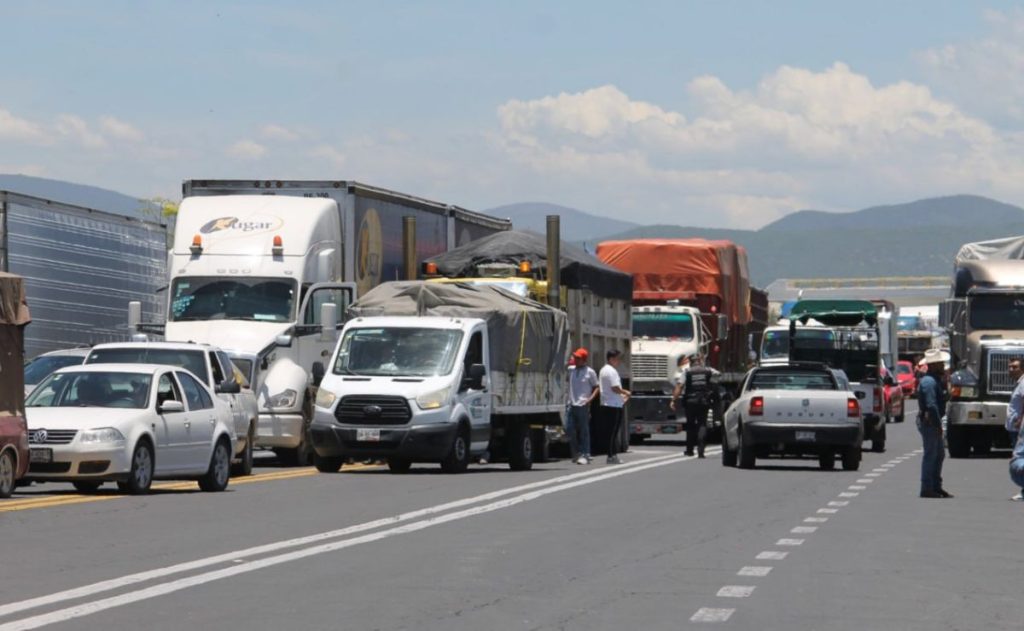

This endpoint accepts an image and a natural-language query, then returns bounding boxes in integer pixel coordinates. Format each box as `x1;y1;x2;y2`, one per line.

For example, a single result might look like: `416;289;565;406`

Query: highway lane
2;403;1023;630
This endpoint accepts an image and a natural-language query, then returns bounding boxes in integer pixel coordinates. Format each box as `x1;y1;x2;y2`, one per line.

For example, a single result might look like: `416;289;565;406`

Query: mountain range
2;174;1021;286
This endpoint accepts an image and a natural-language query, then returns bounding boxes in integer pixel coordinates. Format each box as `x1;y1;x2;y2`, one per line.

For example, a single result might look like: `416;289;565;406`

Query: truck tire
818;451;836;471
871;422;886;453
440;425;470;473
721;433;738;467
387;458;412;473
313;453;344;473
508;425;533;471
530;427;550;464
737;428;755;470
947;426;971;458
841;446;861;471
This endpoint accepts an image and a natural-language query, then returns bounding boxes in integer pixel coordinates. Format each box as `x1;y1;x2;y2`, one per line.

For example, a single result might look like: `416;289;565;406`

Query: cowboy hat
919;348;950;367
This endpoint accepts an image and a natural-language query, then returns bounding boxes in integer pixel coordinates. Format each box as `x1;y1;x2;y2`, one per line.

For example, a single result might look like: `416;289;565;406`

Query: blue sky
2;2;1023;228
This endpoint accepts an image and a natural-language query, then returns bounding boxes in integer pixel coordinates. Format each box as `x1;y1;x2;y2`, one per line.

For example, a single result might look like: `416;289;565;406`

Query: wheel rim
0;452;13;495
214;444;230;486
522;435;532;460
454;436;467;462
134;446;152;488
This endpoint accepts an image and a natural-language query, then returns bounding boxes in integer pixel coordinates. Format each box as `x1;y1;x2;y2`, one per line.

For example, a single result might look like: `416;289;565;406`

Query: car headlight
415;387;450;410
315;387;337;409
79;427;126;444
267;388;298;409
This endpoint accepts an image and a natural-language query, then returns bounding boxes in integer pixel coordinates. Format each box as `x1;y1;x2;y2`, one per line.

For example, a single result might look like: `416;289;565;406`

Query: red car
895;360;917;397
882;366;905;423
0;412;28;498
0;271;31;498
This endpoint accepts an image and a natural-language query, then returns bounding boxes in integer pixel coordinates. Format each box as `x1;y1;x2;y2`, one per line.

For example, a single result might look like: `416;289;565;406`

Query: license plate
356;428;381;442
30;448;53;463
795;431;816;442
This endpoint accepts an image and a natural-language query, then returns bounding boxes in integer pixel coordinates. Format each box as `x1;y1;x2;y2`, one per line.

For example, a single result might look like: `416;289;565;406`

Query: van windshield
334;328;464;377
170;277;297;323
632;313;694;340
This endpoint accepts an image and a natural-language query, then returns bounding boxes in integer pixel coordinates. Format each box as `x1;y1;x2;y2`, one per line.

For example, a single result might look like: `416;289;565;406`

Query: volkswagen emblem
363;405;383;417
32;429;48;443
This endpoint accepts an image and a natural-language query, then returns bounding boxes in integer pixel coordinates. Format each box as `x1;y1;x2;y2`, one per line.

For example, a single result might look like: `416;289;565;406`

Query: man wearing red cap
567;348;599;464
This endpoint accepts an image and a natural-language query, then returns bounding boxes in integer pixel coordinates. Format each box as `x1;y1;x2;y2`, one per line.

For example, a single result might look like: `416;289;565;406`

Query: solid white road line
691;608;735;622
0;451;712;631
756;551;788;560
0;450;706;620
737;566;772;577
717;585;756;598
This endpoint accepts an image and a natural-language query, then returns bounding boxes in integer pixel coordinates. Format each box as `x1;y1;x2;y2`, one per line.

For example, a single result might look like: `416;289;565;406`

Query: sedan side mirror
216;380;241;395
159;400;185;414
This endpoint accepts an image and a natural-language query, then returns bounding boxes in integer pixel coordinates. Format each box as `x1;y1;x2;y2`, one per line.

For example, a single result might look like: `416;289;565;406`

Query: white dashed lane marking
717;585;756;598
776;538;804;546
756;551;788;560
804;517;828;523
849;485;867;490
791;526;817;534
737;566;772;577
817;508;838;514
691;608;735;622
856;478;874;483
838;492;859;498
828;501;849;507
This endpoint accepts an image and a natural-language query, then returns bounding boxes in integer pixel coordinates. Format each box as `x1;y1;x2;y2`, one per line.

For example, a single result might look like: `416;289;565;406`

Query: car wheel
737;428;755;469
387;458;412;473
198;439;231;492
313;453;344;473
818;451;836;470
120;441;154;495
872;422;886;453
232;426;255;477
0;450;15;499
841;445;861;471
895;408;905;423
508;424;533;471
440;425;471;473
73;481;103;493
721;432;738;467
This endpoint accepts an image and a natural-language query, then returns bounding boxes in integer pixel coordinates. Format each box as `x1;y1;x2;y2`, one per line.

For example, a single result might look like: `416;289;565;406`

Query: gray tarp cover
424;230;633;301
0;272;29;417
347;281;569;376
955;236;1024;263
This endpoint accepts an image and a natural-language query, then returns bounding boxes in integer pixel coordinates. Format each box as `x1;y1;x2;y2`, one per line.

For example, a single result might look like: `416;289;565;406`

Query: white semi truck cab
163;195;353;465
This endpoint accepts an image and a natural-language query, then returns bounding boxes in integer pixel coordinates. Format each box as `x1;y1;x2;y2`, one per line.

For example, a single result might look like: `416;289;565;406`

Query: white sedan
721;363;864;471
24;364;236;494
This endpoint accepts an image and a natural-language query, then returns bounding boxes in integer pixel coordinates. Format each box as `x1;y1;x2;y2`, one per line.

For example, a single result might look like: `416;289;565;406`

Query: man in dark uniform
682;355;715;458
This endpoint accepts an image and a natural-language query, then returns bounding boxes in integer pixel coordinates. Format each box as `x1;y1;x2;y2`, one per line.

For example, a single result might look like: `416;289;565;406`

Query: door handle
184;422;191;429
209;419;216;426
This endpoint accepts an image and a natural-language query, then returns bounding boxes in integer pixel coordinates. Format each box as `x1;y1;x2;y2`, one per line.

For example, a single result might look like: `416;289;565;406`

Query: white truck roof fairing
955;236;1024;264
173;195;337;257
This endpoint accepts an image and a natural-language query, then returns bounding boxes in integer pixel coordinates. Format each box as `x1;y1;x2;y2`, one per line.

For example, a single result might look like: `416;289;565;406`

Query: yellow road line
0;464;377;513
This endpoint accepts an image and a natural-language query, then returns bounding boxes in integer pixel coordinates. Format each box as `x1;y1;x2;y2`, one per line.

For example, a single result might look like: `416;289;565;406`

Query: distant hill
486;202;638;241
0;174;157;221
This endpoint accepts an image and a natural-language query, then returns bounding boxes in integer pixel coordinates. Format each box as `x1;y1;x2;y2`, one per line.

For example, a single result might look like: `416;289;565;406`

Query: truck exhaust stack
402;216;417;281
546;215;560;310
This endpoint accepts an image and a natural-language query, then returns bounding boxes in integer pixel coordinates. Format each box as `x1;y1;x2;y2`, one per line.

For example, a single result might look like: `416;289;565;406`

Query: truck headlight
79;427;126;444
267;388;298;409
416;387;450;410
315;387;337;409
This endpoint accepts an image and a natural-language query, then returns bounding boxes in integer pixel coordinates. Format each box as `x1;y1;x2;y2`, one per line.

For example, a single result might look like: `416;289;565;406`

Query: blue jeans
1010;431;1024;490
567;405;591;458
918;420;944;494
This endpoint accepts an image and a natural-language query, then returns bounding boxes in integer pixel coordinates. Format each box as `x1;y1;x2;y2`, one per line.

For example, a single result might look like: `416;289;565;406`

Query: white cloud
225;139;267;160
0;109;49;144
309;145;346;168
919;9;1024;123
99;116;144;142
260;124;300;141
495;63;1024;227
55;114;106;148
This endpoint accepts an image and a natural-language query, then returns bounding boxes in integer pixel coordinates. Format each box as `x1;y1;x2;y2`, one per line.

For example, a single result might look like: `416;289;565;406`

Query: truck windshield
170;277;297;323
334;328;464;377
761;329;836;360
632;313;694;340
970;294;1024;330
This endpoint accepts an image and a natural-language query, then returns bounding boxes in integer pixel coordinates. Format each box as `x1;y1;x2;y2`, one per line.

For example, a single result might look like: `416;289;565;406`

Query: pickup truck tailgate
758;390;857;424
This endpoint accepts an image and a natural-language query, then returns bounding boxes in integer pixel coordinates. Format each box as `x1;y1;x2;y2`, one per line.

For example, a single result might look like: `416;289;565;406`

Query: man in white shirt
599;349;631;464
567;348;599;464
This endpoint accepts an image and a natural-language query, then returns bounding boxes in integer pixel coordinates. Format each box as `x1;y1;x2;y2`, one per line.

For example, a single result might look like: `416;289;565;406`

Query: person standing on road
917;349;952;499
567;348;599;465
1004;357;1024;500
669;355;691;413
678;355;714;457
600;349;630;465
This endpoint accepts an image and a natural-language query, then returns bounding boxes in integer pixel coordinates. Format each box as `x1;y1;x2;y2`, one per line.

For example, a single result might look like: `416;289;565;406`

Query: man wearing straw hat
917;349;952;498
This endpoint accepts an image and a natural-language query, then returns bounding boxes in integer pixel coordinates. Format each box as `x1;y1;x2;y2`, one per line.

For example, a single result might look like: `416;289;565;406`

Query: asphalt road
3;401;1024;630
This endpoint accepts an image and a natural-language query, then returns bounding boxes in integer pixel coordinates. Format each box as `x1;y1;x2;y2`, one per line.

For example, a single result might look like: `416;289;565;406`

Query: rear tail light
873;387;882;413
749;396;764;416
848;398;860;417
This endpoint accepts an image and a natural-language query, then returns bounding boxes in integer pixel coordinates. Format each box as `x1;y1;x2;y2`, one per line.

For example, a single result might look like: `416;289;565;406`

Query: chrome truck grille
632;355;668;380
987;350;1023;395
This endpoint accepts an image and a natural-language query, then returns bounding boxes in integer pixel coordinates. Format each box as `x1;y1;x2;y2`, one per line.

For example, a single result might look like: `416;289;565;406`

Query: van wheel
232;426;255;477
737;429;755;469
440;426;470;473
841;446;861;471
119;441;154;495
198;439;231;492
818;451;836;471
0;450;15;499
508;425;533;471
388;458;412;473
313;453;344;473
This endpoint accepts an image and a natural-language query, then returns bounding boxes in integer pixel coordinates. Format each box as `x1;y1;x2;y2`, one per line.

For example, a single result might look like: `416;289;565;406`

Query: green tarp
788;300;877;326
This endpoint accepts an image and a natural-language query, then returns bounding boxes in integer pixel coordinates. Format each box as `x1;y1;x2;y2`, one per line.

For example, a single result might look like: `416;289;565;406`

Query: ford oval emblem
363;405;383;416
33;429;47;443
802;399;810;407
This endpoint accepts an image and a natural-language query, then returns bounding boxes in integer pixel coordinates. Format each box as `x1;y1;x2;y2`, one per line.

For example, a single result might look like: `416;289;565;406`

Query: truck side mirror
275;334;293;348
311;361;326;387
319;302;338;343
716;314;729;341
216;380;241;395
